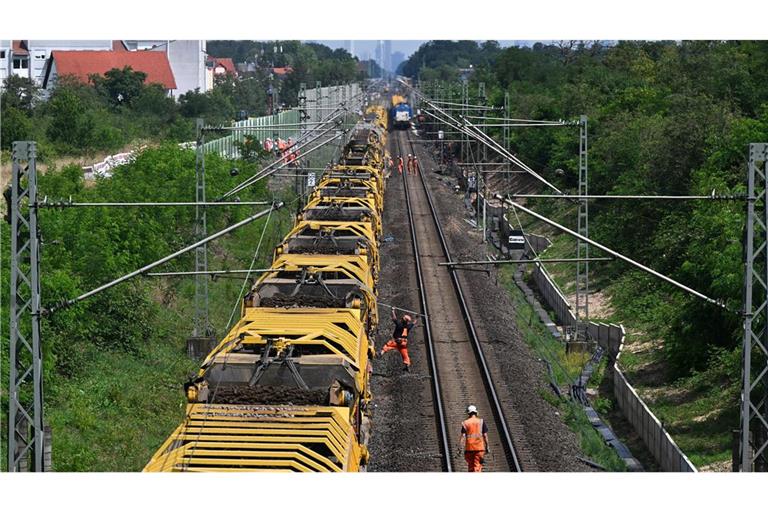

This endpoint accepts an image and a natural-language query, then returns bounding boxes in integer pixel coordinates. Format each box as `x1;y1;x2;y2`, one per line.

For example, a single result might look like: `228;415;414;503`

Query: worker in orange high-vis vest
406;154;414;175
379;307;417;372
397;156;404;175
460;405;489;472
412;155;420;176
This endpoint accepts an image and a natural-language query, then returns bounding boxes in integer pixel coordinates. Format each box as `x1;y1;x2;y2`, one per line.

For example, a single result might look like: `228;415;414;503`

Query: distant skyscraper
344;40;355;58
383;40;392;72
391;51;406;74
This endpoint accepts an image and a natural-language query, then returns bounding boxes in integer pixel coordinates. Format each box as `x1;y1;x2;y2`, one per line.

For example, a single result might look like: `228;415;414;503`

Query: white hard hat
467;405;477;414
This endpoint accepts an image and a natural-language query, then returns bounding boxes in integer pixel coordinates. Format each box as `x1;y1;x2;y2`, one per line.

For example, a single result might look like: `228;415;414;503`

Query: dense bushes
33;145;272;381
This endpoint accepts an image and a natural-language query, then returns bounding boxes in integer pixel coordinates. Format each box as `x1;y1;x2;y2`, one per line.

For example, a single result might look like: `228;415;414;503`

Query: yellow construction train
144;104;388;472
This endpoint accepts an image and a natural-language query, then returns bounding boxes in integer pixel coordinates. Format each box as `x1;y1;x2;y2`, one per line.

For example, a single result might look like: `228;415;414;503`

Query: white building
1;40;113;86
123;40;208;97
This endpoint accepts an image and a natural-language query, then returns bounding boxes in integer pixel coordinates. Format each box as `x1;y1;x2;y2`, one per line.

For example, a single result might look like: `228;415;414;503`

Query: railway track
394;130;523;472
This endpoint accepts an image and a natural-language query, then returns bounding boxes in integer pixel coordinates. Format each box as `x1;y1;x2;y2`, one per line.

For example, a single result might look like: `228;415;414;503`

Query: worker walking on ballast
397;155;404;175
379;307;417;371
459;405;489;472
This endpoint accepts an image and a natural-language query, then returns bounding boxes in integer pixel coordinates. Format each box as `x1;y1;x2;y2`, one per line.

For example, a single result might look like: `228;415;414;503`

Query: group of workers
263;137;301;167
379;306;490;472
386;154;420;176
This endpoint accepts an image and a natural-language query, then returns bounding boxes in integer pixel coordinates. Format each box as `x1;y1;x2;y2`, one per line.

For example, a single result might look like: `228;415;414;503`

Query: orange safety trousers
382;338;410;366
464;451;484;472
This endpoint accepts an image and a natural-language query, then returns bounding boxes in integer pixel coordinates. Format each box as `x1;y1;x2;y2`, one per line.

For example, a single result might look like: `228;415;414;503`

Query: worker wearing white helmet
460;404;489;472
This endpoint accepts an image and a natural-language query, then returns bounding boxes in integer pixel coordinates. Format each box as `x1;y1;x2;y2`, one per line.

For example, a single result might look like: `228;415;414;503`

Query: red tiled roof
12;40;28;56
272;66;293;76
51;50;176;89
212;57;236;74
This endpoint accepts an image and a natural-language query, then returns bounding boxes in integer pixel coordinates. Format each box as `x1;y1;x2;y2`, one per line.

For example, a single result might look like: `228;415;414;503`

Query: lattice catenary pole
193;119;210;337
8;141;44;471
739;142;768;471
575;115;589;340
297;83;308;212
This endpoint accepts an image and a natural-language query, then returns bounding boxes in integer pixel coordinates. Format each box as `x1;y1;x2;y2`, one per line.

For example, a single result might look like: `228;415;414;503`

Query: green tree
1;74;40;112
46;84;95;149
178;88;234;125
1;106;33;150
90;66;148;107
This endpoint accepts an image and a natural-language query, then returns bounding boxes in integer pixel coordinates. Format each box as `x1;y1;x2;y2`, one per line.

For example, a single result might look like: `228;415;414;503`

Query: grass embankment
497;266;626;471
515;203;738;470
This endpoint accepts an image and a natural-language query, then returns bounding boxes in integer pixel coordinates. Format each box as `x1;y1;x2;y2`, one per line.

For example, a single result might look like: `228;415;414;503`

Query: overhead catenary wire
37;200;273;208
463;114;573;125
146;269;275;277
498;195;731;311
507;193;745;201
219;128;346;200
44;203;283;314
401;80;566;195
440;257;615;266
419;103;565;196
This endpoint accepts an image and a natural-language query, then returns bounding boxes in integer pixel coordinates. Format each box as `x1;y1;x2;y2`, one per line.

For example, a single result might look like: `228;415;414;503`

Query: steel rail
397;134;453;472
402;131;523;472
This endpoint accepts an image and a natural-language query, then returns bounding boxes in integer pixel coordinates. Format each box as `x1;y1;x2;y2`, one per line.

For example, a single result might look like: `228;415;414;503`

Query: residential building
44;51;177;94
1;40;112;86
122;40;207;97
0;40;207;98
0;40;10;83
205;56;237;89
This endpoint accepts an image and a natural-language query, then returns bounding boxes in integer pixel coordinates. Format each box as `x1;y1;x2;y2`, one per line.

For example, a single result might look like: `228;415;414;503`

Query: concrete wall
519;231;697;472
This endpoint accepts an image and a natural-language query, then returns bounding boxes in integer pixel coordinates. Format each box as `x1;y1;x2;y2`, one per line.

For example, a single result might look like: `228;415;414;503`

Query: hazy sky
313;40;524;60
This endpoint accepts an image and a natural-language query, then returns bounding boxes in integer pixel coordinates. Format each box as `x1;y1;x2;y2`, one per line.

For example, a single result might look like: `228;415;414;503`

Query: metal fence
518;232;697;472
304;83;362;127
202;110;301;158
202;83;362;159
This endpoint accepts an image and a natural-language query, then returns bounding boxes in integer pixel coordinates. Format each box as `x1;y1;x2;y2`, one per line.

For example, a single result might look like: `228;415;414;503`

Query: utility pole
478;82;487;242
461;80;468;165
193;119;210;338
297;83;308;213
739;142;768;472
8;141;45;471
574;115;589;342
504;92;511;182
